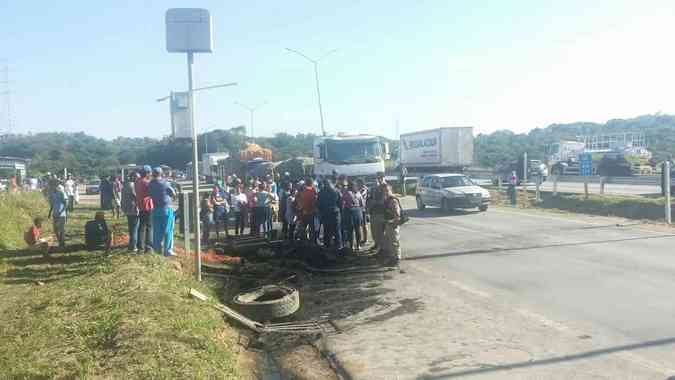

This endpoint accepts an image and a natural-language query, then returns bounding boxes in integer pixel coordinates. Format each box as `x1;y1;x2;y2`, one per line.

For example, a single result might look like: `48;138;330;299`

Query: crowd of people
25;167;404;266
201;171;403;266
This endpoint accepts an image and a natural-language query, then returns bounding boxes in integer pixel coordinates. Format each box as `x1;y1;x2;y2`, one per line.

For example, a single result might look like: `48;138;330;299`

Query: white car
416;173;490;212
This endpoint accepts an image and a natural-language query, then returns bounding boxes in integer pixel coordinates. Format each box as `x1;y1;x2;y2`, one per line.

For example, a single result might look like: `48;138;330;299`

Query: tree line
2;113;675;178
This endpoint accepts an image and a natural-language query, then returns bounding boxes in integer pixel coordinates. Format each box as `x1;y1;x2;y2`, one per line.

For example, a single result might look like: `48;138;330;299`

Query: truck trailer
399;127;473;174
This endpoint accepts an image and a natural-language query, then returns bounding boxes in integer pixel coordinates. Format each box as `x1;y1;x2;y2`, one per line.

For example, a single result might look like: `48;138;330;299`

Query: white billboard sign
166;8;213;53
400;129;442;165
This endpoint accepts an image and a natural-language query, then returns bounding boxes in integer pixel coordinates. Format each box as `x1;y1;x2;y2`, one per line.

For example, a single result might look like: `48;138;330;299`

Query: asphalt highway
327;198;675;380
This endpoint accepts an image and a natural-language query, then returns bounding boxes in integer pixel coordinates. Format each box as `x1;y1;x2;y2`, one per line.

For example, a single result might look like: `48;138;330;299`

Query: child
24;217;50;255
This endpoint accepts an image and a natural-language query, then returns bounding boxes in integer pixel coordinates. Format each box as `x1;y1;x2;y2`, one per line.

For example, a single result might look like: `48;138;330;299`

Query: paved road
326;199;675;379
537;180;660;196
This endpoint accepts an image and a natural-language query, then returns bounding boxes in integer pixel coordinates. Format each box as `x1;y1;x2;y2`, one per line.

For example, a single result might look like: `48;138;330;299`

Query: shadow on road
404;233;675;262
406;208;482;219
418;336;675;379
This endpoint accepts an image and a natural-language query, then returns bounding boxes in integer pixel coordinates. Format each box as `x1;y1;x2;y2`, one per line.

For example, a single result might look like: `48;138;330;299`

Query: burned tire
233;285;300;321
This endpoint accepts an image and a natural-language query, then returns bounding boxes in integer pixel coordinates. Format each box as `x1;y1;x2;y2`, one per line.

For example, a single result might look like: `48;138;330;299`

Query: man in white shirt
64;175;76;212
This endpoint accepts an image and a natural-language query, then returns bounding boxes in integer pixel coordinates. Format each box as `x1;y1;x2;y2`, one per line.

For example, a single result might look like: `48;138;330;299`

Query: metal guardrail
554;175;660;186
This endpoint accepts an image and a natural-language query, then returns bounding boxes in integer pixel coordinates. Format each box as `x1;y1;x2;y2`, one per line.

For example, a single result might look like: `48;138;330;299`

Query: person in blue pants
148;167;177;256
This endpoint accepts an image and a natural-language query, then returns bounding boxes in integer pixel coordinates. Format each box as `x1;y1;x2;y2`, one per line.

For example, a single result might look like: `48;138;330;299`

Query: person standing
121;172;140;253
357;179;369;245
508;170;518;206
211;184;230;240
48;184;68;250
246;183;258;236
297;178;317;242
279;182;292;238
285;186;298;240
254;183;271;236
112;176;122;219
382;184;402;266
367;172;387;253
135;166;154;253
317;178;343;250
64;175;76;212
232;186;248;235
345;182;365;251
200;193;214;243
148;167;176;256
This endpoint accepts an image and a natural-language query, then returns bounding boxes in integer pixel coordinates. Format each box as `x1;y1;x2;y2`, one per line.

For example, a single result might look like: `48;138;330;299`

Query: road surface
325;198;675;379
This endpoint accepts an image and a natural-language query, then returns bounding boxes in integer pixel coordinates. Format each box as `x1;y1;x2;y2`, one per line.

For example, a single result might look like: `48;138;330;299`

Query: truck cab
313;134;389;180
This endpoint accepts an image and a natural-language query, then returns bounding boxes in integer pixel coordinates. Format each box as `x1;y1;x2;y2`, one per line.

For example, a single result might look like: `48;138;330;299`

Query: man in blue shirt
48;184;68;250
148;167;176;256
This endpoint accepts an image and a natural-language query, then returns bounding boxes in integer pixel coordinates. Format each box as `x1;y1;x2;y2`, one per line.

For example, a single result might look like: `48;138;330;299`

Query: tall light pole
285;48;337;137
235;101;267;140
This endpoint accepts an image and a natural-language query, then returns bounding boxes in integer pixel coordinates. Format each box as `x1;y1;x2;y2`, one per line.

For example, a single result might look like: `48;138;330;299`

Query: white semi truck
399;127;474;174
313;134;389;180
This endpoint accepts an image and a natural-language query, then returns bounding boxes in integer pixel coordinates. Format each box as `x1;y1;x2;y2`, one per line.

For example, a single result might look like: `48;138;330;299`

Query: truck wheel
479;205;488;212
233;285;300;321
416;196;426;211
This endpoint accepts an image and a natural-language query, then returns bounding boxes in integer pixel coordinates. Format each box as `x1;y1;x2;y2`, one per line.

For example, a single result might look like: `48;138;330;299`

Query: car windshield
441;176;473;187
325;140;382;163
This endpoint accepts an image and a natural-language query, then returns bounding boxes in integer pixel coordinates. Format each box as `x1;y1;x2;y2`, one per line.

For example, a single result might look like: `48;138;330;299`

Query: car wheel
441;199;450;213
416;196;426;211
479;205;488;212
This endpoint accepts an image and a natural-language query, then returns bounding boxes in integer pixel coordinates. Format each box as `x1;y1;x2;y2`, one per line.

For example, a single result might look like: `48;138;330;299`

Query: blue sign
579;153;592;176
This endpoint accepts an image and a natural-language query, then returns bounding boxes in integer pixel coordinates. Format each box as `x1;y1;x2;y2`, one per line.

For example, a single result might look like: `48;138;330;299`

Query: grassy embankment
0;192;243;379
488;186;667;221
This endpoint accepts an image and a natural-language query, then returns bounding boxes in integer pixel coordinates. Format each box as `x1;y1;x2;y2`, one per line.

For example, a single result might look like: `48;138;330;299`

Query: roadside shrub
0;192;48;250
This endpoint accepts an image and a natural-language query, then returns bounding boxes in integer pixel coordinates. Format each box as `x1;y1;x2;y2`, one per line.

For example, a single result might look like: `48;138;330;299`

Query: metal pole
666;161;671;225
553;175;558;196
313;62;326;136
187;51;202;281
182;192;190;255
522;152;528;207
535;176;541;202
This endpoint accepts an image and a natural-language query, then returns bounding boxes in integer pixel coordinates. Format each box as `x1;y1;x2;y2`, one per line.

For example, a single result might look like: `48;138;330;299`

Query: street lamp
156;82;238;103
285;47;337;137
235;101;267;140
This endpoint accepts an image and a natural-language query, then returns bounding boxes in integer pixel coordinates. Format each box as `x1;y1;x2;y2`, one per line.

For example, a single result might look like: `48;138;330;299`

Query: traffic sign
579;153;592;176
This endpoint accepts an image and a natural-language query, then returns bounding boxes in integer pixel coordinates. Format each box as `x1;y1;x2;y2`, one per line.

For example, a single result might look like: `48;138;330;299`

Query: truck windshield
325;140;382;163
441;176;473;187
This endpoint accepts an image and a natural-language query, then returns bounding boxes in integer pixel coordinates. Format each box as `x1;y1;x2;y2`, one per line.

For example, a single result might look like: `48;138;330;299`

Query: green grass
538;193;667;220
0;199;242;379
0;192;48;250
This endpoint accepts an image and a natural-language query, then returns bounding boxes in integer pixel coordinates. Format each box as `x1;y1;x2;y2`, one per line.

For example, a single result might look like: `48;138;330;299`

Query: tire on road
479;205;488;212
233;285;300;321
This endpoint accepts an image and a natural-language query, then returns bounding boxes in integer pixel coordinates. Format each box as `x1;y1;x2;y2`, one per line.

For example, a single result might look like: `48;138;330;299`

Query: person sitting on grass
24;217;50;255
85;211;112;253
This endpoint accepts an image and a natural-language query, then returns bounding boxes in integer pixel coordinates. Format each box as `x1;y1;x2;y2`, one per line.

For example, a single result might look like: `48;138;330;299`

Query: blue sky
2;1;675;139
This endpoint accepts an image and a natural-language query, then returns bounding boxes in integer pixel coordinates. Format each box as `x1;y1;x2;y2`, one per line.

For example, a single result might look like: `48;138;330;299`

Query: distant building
0;156;29;178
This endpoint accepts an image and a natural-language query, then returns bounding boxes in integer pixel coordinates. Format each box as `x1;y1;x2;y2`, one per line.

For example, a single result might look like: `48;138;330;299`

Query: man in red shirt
135;166;154;253
297;177;317;241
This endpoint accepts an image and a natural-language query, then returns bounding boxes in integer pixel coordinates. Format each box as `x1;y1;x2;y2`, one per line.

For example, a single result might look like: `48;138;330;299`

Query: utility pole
666;160;671;225
235;101;267;140
286;48;337;137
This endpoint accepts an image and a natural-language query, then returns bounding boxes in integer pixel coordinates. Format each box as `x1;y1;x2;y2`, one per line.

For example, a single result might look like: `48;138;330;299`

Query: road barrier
553;175;660;186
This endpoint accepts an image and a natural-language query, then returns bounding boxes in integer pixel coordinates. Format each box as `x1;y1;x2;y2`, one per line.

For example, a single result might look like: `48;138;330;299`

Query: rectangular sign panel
400;129;442;165
579;153;593;176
